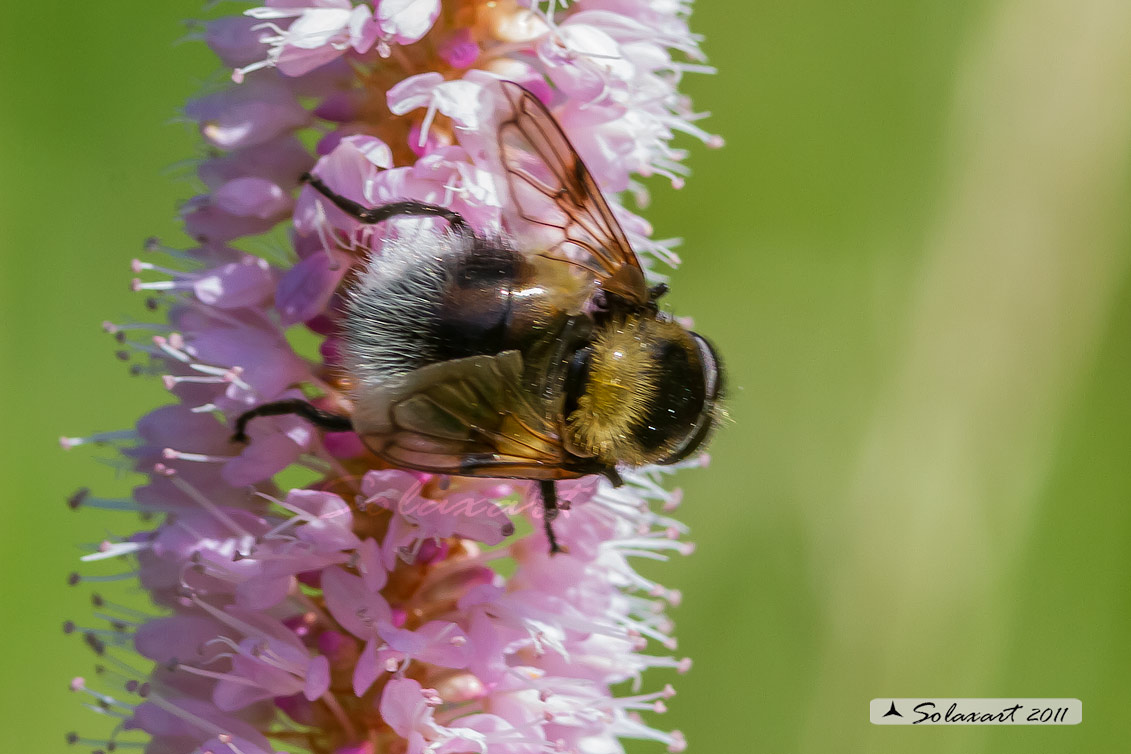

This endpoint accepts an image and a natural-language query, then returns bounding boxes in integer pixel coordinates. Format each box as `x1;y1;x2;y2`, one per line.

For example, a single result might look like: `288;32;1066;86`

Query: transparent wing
497;81;649;306
351;352;588;480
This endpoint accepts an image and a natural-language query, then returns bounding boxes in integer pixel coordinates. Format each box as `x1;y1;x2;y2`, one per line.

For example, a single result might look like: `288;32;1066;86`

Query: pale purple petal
212;177;293;219
352;637;382;696
275;250;348;325
375;0;441;45
321;566;391;638
222;431;304;486
303;655;331;700
193;257;275;309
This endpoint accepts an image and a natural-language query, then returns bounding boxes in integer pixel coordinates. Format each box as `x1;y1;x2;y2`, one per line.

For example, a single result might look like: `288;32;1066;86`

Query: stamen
132;259;190;277
81;540;150;562
66;732;144;750
168;475;253;538
68;571;140;585
175;664;263;687
59;431;138;450
131;278;185;293
69;678;135;713
162;448;233;464
145;693;227;739
320;691;358;741
152;335;192;363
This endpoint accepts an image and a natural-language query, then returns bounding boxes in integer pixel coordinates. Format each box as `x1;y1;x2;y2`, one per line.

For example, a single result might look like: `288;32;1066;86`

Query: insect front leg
231;399;352;443
302;172;471;234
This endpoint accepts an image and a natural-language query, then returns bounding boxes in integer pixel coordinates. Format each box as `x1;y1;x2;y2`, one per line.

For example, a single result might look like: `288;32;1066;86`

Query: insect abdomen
429;240;519;362
344;233;525;388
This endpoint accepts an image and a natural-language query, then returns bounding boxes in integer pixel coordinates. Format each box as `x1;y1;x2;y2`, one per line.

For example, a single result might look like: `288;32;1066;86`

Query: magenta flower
64;1;717;753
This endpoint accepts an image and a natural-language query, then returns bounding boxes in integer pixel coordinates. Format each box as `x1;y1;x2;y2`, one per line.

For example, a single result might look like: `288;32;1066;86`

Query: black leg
302;172;470;234
232;399;352;443
539;480;565;555
603;467;624;488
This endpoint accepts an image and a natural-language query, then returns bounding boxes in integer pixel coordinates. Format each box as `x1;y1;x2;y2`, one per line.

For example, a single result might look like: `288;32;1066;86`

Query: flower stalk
64;2;718;753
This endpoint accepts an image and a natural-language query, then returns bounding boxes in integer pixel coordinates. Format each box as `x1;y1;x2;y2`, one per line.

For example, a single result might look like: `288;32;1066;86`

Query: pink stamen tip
162;448;178;460
679;543;696;556
101;321;118;334
161;375;177;390
653;701;667;713
98;540;113;553
152;335;167;347
667;732;687;753
169;333;186;349
59;436;77;450
70;677;86;691
670;177;685;189
662;684;676;698
131;259;145;273
130;278;143;292
677;658;692;674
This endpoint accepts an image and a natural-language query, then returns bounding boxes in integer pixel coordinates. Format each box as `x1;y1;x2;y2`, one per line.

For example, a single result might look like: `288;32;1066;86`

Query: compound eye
652;332;723;465
631;340;704;459
691;332;723;403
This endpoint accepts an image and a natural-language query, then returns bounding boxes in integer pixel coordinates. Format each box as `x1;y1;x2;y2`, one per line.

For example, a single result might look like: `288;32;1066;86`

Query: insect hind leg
232;399;352;443
301;172;471;234
539;480;567;555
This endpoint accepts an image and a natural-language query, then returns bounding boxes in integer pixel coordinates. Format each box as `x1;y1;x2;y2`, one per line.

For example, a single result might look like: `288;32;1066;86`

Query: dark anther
68;488;89;510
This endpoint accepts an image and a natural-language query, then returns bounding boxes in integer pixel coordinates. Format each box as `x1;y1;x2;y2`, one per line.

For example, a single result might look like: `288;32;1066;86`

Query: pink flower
64;1;717;753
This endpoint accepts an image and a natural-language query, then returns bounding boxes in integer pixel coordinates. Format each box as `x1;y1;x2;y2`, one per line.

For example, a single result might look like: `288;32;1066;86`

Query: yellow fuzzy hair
566;317;659;466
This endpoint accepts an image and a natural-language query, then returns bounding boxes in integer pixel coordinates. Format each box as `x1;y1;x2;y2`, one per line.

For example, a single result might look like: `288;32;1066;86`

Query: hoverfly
234;82;724;553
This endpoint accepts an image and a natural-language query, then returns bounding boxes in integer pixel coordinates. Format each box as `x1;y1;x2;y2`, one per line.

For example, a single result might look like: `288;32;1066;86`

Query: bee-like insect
234;82;724;552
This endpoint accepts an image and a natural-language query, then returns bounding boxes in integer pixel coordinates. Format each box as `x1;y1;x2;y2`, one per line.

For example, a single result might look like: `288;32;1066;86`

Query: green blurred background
3;0;1130;751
